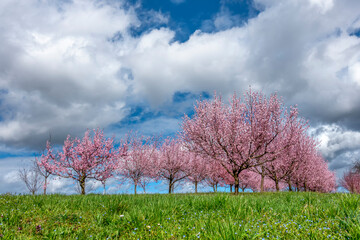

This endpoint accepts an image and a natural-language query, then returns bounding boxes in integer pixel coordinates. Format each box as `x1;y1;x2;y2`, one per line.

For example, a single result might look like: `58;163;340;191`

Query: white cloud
0;0;140;148
170;0;186;4
315;124;360;159
309;0;334;14
3;171;19;184
123;0;360;127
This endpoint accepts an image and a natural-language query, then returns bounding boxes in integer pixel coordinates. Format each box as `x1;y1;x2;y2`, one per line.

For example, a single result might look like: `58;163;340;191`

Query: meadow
0;192;359;239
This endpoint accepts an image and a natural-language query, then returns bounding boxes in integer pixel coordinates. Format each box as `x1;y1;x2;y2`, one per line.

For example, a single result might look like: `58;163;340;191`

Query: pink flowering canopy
41;128;126;194
182;89;303;194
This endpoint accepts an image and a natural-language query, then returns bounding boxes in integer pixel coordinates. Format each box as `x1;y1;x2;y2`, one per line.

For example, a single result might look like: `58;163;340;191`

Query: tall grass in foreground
0;192;359;239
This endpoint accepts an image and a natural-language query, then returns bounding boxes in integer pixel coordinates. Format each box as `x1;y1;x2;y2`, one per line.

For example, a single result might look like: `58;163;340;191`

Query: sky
1;0;360;194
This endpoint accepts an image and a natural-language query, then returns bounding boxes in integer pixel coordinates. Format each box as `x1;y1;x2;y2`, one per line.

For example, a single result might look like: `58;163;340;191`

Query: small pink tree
156;138;190;194
340;170;360;193
120;134;157;194
263;130;314;192
44;129;126;195
204;160;226;192
186;152;208;193
291;152;335;192
182;89;301;194
238;170;258;192
36;141;57;195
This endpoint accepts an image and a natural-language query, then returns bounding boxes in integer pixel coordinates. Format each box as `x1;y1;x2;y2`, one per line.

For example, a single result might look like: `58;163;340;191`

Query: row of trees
26;89;335;195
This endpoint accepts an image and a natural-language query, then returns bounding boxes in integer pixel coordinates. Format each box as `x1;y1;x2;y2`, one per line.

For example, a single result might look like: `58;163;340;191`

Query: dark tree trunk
195;181;198;193
234;175;239;194
80;179;86;195
288;180;292;192
230;184;233;193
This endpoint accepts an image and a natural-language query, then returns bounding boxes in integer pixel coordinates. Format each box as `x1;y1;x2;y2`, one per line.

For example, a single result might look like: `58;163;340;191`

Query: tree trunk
80;177;86;195
230;184;233;193
103;182;106;195
275;179;280;192
213;184;216;192
43;177;47;195
234;176;239;194
195;181;198;193
169;181;173;194
260;174;265;192
288;180;292;192
134;180;138;195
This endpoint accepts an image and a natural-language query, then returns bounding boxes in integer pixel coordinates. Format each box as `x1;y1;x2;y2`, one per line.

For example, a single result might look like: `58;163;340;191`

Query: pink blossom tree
36;141;57;195
238;170;258;192
182;89;301;194
43;129;126;195
119;134;157;194
186;152;208;193
263;130;314;192
204;160;226;192
291;152;335;192
156;138;190;194
340;170;360;193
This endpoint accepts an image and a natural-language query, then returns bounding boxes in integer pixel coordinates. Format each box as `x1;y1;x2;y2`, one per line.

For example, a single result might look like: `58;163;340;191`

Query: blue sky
1;0;360;194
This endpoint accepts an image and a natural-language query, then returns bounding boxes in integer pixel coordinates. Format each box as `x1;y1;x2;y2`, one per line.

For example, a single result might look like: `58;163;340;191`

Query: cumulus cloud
0;0;139;149
122;0;360;131
315;124;360;160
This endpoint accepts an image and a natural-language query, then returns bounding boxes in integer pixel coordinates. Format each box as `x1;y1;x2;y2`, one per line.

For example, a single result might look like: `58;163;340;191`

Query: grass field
0;192;359;239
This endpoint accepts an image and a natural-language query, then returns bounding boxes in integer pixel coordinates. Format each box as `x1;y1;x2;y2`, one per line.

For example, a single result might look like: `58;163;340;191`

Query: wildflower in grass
120;215;124;218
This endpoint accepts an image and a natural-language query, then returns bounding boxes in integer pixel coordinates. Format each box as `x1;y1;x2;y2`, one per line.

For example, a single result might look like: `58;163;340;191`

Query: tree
204;160;226;192
263;131;313;192
186;152;208;193
156;138;190;194
340;170;360;193
43;129;126;195
238;170;258;192
290;152;335;193
120;134;157;194
18;166;43;195
182;89;301;194
36;141;56;195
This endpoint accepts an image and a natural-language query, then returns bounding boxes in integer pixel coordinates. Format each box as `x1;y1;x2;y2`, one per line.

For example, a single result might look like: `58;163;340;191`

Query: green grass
0;192;359;239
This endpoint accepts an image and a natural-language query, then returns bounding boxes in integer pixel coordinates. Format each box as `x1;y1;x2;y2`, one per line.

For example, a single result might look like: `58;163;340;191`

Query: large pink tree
120;134;157;194
156;138;190;194
42;129;127;195
182;89;301;194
